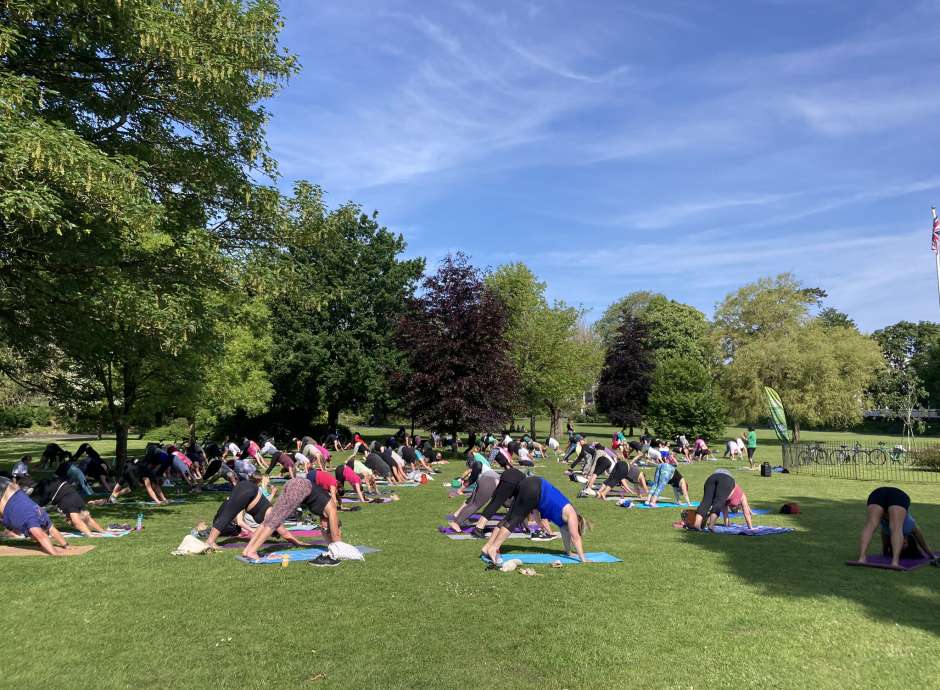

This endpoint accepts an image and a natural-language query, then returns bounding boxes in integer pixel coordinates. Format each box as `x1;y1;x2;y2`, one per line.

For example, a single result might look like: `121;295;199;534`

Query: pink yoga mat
846;551;940;571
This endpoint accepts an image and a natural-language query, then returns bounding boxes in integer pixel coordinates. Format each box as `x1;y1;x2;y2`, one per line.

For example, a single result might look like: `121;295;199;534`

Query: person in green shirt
746;428;758;468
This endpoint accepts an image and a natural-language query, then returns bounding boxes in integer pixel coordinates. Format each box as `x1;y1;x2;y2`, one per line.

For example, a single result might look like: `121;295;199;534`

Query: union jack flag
932;207;940;254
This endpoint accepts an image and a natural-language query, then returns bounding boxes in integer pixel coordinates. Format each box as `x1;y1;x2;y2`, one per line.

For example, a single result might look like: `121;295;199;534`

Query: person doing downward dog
481;476;590;565
202;479;306;550
242;477;342;565
0;477;70;555
447;456;500;534
334;464;368;503
646;448;678;507
596;459;648;500
469;467;527;539
30;477;106;536
686;469;754;530
855;487;937;569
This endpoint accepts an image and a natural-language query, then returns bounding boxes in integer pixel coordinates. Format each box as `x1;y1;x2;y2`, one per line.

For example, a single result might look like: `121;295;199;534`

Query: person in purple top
0;477;70;555
481;476;591;565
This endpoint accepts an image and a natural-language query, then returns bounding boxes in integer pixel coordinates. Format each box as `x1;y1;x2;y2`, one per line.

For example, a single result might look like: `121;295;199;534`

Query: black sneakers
309;554;340;567
470;527;488;539
530;530;558;541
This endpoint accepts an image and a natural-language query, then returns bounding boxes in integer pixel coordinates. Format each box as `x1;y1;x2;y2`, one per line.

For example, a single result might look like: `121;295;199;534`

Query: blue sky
265;0;940;332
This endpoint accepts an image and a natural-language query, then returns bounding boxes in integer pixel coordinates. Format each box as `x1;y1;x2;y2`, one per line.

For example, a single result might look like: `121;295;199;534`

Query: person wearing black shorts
597;460;648;500
30;477;106;535
857;487;936;569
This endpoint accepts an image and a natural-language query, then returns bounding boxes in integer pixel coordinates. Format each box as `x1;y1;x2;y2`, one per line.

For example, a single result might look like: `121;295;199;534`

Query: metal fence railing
781;440;940;483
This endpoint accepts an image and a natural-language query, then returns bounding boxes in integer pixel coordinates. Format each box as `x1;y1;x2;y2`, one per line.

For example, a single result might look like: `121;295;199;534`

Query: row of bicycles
795;442;908;466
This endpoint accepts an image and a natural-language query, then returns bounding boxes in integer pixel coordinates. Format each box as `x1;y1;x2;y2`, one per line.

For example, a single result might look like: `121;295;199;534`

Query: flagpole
934;207;940;308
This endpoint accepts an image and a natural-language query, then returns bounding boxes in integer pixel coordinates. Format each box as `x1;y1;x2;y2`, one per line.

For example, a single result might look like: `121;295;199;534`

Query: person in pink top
308;469;339;504
685;469;754;530
334;464;368;503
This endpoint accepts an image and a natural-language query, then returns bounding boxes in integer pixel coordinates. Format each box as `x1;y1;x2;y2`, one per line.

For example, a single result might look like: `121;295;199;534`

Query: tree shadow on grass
680;495;940;637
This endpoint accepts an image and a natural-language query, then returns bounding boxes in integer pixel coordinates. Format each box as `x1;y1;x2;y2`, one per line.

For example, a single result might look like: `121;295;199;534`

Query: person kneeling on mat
242;477;341;566
687;469;754;530
855;486;937;569
200;477;306;550
481;476;591;565
30;477;106;536
0;477;70;555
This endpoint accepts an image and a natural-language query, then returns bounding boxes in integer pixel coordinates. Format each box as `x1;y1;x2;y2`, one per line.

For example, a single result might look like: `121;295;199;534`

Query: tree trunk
529;413;536;438
628;425;634;437
548;405;559;439
114;423;129;468
327;405;340;432
411;415;415;438
187;415;197;447
792;419;801;444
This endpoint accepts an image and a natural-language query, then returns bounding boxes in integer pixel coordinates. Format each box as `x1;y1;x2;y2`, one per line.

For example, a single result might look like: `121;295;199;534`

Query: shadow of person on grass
679;495;940;637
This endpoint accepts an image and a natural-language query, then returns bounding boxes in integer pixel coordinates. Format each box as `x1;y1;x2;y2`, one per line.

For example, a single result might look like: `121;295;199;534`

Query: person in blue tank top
481;476;591;564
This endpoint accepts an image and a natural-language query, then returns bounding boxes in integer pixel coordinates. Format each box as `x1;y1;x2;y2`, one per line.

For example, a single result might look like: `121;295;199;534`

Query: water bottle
281;554;289;568
135;513;143;532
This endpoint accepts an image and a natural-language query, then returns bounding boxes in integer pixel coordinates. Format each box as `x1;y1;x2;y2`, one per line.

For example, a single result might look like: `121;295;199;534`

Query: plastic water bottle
281;554;289;568
135;513;143;532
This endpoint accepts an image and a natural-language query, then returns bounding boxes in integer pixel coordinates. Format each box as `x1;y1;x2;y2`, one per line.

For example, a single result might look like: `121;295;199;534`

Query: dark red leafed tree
396;253;518;437
595;314;655;432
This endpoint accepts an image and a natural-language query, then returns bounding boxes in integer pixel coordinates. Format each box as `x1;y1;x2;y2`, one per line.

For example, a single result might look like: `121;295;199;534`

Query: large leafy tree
714;273;826;357
869;320;940;429
486;263;602;437
397;253;518;437
595;315;655;434
646;356;726;441
269;182;424;432
0;0;296;461
722;323;883;439
594;291;663;349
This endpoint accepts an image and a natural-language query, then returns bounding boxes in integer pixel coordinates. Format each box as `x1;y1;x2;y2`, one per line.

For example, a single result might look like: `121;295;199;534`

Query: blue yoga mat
238;545;379;564
727;508;770;519
709;525;793;536
482;551;622;565
61;529;132;538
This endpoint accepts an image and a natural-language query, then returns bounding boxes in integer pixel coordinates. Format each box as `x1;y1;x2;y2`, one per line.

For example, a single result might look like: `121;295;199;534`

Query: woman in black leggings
856;487;936;569
201;479;306;549
691;469;752;530
467;467;527;538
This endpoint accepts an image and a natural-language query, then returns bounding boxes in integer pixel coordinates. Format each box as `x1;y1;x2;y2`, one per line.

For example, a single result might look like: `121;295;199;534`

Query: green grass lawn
2;430;940;689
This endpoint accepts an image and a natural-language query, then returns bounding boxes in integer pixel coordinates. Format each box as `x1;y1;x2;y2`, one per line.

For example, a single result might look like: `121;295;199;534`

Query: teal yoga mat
482;551;621;565
238;545;379;564
628;501;699;509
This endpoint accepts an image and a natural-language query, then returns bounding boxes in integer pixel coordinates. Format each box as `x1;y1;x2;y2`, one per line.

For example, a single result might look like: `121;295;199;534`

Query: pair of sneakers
310;554;340;567
530;530;557;541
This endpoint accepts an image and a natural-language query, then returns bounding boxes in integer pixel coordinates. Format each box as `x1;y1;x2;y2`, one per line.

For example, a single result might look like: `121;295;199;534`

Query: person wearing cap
481;476;591;565
0;477;70;555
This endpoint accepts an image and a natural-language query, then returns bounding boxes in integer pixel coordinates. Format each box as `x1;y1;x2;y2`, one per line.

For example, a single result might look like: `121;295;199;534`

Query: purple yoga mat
446;513;506;522
846;551;940;571
437;522;536;535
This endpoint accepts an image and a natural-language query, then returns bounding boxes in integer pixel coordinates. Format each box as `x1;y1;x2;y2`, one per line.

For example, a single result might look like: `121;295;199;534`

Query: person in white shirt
11;455;31;480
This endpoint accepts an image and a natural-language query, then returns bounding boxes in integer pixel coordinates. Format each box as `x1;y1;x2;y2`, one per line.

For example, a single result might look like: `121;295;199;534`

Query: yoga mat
0;544;95;557
134;499;188;507
482;551;621;565
285;522;320;531
60;528;132;538
221;538;327;550
726;508;770;519
626;501;700;509
438;522;536;535
342;496;393;504
238;545;379;564
445;532;529;541
846;552;940;571
708;525;794;536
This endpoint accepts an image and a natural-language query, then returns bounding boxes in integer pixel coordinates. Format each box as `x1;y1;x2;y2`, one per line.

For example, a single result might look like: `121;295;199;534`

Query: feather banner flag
763;386;790;445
